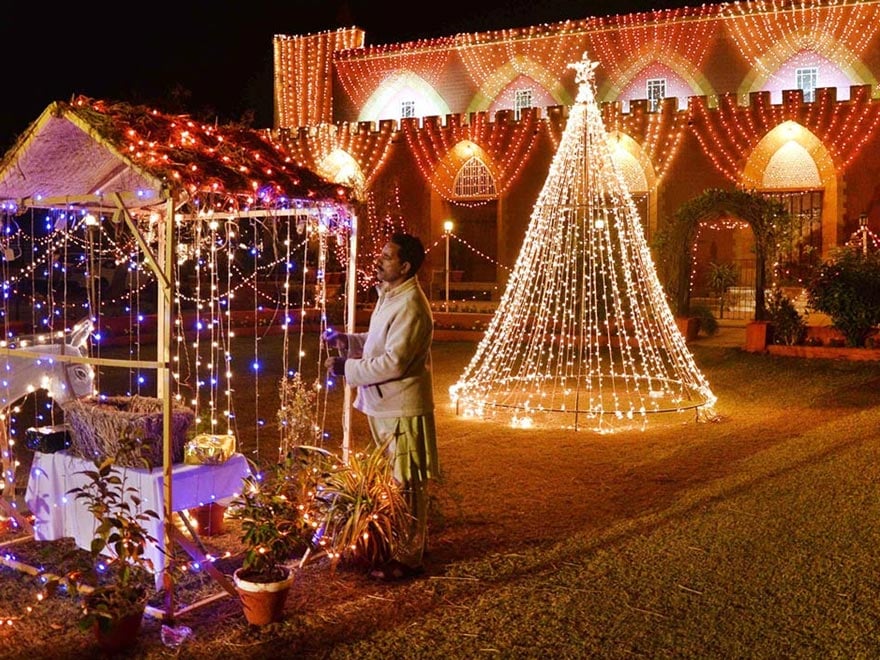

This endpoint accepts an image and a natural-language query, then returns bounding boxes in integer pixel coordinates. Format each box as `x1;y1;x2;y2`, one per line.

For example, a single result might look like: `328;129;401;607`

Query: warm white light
450;52;717;433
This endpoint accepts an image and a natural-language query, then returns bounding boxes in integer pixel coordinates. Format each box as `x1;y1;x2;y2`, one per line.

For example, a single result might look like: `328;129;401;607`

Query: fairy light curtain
588;5;718;92
723;0;880;92
450;53;717;432
402;110;541;202
166;204;351;462
689;85;880;186
280;121;396;196
333;38;455;111
458;23;587;93
274;29;366;129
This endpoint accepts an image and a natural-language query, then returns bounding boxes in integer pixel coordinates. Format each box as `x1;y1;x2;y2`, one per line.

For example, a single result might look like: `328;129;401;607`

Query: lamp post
443;220;454;312
860;213;868;256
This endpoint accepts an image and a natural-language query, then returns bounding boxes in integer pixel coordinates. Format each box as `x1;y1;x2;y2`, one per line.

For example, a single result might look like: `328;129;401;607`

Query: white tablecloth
26;451;251;588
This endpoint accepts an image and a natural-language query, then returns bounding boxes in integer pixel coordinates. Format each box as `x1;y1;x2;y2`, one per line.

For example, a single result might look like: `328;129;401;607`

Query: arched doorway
659;189;795;321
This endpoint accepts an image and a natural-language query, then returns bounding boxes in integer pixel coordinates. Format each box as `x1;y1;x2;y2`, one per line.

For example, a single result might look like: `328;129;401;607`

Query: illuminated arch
661;190;793;319
763;143;820;189
358;70;450;123
431;140;499;200
316;148;366;199
738;36;879;101
466;56;574;114
598;51;716;108
607;130;659;235
742;121;840;256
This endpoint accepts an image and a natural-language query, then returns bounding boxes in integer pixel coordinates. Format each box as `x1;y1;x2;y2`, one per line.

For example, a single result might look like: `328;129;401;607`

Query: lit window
796;67;818;102
514;89;533;120
647;79;666;112
401;100;416;119
454;157;497;198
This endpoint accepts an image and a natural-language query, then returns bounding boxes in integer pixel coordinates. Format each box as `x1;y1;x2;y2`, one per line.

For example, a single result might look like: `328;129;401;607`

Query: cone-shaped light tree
449;52;717;432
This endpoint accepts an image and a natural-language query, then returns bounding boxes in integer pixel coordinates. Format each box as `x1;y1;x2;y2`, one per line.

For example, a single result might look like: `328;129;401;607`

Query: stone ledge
766;345;880;361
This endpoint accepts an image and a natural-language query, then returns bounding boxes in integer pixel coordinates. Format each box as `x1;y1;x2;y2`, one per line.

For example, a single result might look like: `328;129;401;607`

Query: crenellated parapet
279;100;696;201
278;81;880;201
688;84;880;185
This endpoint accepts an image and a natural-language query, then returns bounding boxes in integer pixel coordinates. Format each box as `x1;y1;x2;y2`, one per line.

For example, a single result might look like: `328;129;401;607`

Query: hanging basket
62;395;195;468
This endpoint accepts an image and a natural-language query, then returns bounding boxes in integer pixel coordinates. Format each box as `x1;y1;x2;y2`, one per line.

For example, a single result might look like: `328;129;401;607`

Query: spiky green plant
317;439;410;569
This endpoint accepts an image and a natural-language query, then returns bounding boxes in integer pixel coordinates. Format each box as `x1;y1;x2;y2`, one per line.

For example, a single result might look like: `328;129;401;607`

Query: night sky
0;0;709;153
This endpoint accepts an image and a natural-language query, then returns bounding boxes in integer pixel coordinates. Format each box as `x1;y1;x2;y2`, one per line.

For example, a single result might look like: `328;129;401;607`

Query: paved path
693;321;747;348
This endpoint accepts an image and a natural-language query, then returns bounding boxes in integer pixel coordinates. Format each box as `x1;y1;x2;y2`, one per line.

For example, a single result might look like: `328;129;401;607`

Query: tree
706;261;738;319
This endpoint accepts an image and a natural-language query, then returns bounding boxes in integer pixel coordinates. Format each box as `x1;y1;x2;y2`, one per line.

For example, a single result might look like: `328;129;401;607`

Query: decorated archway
659;189;794;320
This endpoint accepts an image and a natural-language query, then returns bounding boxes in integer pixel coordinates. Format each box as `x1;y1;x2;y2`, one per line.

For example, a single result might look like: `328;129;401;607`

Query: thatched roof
0;96;350;215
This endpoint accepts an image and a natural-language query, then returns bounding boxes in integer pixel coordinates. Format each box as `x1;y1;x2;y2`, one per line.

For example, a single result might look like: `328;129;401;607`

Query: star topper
569;52;599;85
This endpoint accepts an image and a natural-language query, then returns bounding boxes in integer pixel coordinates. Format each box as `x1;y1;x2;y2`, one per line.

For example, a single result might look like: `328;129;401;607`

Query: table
26;451;251;588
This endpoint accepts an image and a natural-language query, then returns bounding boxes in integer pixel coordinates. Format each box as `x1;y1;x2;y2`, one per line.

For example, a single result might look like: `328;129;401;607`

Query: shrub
766;289;806;346
690;303;719;337
806;247;880;347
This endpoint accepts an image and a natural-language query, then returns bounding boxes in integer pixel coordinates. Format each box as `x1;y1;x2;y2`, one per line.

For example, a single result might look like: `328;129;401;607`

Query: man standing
324;232;439;579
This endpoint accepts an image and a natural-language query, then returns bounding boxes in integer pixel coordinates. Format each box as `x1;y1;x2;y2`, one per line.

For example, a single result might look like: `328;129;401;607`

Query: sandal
369;560;425;581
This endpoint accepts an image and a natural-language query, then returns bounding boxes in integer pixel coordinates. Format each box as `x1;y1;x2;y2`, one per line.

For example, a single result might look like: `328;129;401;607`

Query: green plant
690;303;719;337
706;262;738;319
277;373;321;458
317;439;410;570
766;289;806;346
229;449;328;583
64;455;160;633
657;190;794;317
807;247;880;347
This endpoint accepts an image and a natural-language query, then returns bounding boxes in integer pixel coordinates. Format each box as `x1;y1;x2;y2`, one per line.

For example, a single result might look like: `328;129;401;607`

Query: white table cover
26;451;250;588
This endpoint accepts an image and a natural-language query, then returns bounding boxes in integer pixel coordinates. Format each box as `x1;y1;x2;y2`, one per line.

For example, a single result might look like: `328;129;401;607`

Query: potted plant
766;288;806;346
64;454;161;653
317;438;410;571
228;449;326;626
690;302;719;338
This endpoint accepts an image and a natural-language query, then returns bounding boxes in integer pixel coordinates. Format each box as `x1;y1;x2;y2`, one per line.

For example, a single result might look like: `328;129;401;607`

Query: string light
450;53;717;432
280;121;395;199
402;110;541;202
690;86;880;187
590;5;718;106
724;0;880;99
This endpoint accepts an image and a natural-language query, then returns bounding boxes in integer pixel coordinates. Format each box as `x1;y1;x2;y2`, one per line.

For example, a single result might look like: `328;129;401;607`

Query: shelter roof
0;96;350;214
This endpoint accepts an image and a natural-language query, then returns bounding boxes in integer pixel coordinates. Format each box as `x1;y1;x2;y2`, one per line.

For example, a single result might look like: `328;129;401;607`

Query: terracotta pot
745;320;773;353
675;316;700;342
92;606;145;653
233;567;294;626
188;502;227;536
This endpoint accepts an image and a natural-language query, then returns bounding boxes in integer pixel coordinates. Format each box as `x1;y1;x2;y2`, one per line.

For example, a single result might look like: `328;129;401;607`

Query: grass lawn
1;338;879;658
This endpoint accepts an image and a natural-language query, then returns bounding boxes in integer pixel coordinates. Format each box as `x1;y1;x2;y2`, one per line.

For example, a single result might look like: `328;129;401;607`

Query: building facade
272;0;880;311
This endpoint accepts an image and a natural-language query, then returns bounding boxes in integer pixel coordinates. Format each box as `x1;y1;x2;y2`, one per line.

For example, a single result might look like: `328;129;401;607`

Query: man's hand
324;356;347;376
324;328;349;352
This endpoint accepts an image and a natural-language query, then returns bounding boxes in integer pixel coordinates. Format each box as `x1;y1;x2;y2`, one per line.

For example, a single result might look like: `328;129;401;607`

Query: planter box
745;321;773;353
675;317;700;342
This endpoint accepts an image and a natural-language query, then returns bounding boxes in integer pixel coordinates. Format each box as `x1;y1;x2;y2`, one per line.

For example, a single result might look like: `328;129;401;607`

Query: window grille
514;89;533;120
796;67;818;102
646;79;666;112
401;100;416;119
454;157;497;198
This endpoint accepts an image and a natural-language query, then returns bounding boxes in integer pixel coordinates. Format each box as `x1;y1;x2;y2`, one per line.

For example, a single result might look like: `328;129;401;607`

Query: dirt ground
12;324;860;658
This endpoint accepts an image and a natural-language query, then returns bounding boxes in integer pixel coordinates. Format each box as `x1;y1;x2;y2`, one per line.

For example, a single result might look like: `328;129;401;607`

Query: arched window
453;157;497;198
